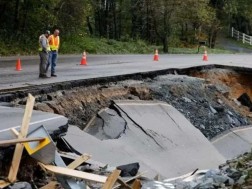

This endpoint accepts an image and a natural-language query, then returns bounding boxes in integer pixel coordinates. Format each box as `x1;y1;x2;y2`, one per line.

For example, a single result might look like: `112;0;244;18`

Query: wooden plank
0;180;10;188
67;154;91;169
19;94;35;138
131;179;141;189
11;128;19;137
0;137;45;146
58;151;106;168
39;163;107;183
102;169;121;189
116;178;132;189
112;172;146;189
39;181;59;189
8;94;35;183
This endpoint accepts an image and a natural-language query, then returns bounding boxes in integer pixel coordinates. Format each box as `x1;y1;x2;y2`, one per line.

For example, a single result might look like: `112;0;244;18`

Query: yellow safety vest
38;35;50;52
49;35;60;50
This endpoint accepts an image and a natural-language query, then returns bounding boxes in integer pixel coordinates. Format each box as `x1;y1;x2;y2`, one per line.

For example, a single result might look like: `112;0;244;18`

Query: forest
0;0;252;55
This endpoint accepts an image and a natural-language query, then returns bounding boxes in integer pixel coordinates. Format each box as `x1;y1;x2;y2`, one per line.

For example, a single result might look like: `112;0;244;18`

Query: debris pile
142;151;252;189
0;94;143;189
149;74;250;139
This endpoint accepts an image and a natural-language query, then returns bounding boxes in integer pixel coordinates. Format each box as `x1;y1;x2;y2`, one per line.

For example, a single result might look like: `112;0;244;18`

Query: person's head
45;30;50;38
54;29;60;37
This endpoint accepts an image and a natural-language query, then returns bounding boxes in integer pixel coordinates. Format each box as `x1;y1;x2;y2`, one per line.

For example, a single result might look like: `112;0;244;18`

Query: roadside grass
227;36;252;50
169;47;233;54
0;35;234;56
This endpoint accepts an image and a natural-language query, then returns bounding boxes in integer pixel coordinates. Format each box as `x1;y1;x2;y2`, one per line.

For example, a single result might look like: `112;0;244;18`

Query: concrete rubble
142;151;252;189
1;71;252;189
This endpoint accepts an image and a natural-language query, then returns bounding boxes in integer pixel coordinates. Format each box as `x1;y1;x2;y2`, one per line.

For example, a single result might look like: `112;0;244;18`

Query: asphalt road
1;54;252;91
75;101;225;178
0;105;68;140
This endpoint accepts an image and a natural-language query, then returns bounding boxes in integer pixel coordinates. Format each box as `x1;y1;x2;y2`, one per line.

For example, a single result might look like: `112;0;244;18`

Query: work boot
39;74;50;78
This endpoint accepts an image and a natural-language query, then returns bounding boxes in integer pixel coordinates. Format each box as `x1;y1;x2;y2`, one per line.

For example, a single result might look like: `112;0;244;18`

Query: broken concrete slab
64;126;153;175
65;100;225;179
0;106;68;140
211;126;252;160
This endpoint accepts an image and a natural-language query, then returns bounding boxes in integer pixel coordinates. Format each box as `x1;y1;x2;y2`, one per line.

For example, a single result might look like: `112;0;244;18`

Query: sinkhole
4;66;252;140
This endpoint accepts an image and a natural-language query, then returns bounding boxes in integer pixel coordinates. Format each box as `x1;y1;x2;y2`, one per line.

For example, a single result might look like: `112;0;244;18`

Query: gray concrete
211;126;252;160
64;101;225;179
0;105;68;140
1;54;252;91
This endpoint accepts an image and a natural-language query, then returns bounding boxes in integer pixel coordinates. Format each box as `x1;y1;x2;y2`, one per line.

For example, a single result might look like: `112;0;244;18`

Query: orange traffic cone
80;51;87;65
153;49;159;61
203;49;208;61
16;58;22;71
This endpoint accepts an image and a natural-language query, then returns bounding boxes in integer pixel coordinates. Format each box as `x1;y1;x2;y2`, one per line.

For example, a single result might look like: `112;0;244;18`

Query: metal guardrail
231;27;252;45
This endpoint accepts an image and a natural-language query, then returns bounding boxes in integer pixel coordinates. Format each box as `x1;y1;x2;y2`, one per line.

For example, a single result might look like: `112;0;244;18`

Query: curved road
0;54;252;91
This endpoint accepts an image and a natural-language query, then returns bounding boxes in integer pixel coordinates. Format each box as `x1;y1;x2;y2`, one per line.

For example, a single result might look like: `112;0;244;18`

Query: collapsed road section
0;66;252;188
76;100;225;178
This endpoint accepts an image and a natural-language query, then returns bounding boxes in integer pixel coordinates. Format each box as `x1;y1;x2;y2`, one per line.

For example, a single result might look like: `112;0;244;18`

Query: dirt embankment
11;68;252;139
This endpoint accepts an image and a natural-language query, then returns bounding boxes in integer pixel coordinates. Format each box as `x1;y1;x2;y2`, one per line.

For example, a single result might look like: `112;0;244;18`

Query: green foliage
60;35;158;54
0;0;252;55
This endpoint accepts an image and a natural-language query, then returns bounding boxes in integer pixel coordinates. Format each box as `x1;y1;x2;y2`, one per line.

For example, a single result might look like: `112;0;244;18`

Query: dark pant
47;50;58;75
39;51;48;75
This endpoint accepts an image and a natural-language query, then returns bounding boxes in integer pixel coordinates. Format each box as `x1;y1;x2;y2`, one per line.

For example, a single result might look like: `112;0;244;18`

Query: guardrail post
231;27;234;38
243;33;245;43
250;36;252;45
237;31;239;40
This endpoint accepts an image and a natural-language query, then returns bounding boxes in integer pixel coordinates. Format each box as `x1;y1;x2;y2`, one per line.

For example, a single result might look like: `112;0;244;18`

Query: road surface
0;54;252;91
64;101;225;178
0;105;68;140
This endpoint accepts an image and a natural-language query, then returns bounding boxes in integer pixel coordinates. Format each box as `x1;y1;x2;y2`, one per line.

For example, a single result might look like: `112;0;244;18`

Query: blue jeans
47;50;58;75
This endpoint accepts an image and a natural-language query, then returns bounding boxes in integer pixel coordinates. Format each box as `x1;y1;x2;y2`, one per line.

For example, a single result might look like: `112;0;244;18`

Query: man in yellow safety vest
38;30;51;78
47;29;60;77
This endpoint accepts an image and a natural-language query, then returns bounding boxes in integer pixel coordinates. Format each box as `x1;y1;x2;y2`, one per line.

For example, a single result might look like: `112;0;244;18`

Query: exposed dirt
11;68;252;140
31;85;151;129
2;67;252;188
190;68;252;100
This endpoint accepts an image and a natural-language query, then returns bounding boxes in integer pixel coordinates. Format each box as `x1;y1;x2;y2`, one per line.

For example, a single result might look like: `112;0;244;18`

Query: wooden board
112;172;146;189
11;128;19;136
39;181;59;189
59;151;106;168
116;178;132;189
67;154;91;169
0;137;45;146
39;163;107;183
102;169;121;189
7;94;35;183
131;179;141;189
0;180;10;189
